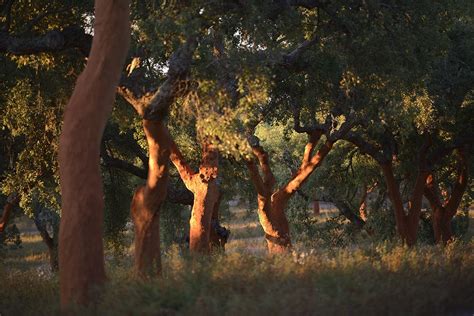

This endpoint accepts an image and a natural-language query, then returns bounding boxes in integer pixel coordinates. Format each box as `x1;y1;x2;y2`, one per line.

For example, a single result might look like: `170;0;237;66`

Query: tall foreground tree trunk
424;148;469;244
170;141;220;254
246;131;333;253
131;120;171;277
58;0;130;307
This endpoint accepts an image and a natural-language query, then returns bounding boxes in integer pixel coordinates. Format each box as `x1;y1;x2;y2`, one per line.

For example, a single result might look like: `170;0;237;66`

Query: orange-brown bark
0;193;19;233
344;132;433;245
170;141;220;254
424;148;469;244
381;161;429;246
246;131;334;253
58;0;130;307
131;120;171;278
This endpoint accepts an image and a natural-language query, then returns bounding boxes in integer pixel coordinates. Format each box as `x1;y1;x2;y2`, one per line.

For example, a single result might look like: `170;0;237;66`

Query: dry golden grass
0;207;473;315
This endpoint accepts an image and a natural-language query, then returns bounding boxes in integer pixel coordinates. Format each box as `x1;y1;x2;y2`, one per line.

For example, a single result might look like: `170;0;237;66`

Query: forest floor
1;204;474;315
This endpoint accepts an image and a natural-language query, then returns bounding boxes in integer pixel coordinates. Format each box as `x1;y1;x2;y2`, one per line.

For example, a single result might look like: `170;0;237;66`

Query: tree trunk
34;215;59;272
380;163;411;243
424;148;469;244
246;132;335;254
380;162;430;246
380;152;429;246
209;191;229;251
58;0;130;307
131;120;171;278
0;193;19;233
170;141;220;254
246;145;291;253
188;181;219;253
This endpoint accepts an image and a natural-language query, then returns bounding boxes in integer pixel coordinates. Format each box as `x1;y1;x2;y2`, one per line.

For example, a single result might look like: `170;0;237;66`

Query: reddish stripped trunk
170;141;220;254
0;194;19;233
344;133;431;245
380;162;429;246
58;0;130;307
246;131;333;253
131;120;171;277
424;148;469;244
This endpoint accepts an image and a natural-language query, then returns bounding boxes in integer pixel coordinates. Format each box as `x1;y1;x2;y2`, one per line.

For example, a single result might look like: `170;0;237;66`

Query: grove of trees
0;0;472;310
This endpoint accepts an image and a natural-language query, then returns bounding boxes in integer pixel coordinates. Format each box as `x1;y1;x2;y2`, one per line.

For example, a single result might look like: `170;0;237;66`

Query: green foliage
160;201;189;249
365;206;397;242
0;224;22;254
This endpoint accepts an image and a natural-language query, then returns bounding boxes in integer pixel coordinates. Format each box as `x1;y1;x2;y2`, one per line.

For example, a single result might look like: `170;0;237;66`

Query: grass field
1;204;473;315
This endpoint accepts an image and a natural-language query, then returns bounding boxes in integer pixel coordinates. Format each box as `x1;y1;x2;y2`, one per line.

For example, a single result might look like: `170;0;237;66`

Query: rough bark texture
58;0;130;307
170;141;220;254
246;131;334;253
131;120;171;278
424;148;469;244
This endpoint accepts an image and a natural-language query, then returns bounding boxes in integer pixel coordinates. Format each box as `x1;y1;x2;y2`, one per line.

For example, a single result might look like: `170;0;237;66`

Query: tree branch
143;36;198;120
169;139;196;185
0;25;92;55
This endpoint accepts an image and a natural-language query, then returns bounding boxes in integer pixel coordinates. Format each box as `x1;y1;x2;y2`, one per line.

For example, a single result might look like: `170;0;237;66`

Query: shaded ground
1;204;473;315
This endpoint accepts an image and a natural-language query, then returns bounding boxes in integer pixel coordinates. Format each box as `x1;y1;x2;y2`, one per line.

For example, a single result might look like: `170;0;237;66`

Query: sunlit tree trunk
170;141;220;254
246;131;334;253
131;120;171;277
58;0;130;307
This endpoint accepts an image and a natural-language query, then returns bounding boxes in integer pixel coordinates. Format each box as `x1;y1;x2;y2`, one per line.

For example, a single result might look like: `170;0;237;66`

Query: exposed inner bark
344;132;431;246
246;131;334;253
58;0;130;307
380;159;429;246
116;35;198;271
170;140;220;254
131;120;171;278
424;148;469;244
0;193;19;233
